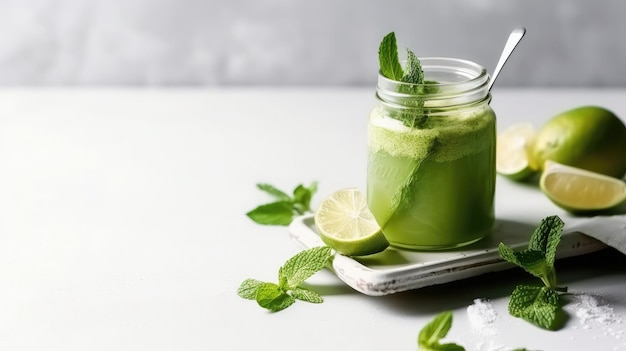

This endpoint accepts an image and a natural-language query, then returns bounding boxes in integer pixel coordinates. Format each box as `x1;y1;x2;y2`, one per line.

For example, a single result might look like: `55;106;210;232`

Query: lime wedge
496;122;536;180
314;188;389;256
540;160;626;212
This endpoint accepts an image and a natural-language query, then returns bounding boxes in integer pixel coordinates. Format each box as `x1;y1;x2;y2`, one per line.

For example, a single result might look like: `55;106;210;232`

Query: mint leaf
237;278;265;300
498;245;551;282
292;182;317;214
418;311;465;351
398;48;430;129
246;201;294;225
418;311;453;346
255;283;295;312
379;32;404;80
247;182;318;226
238;246;332;312
415;310;530;350
278;246;332;289
257;183;291;201
290;287;323;303
528;215;563;267
402;49;424;84
508;285;560;330
499;215;564;289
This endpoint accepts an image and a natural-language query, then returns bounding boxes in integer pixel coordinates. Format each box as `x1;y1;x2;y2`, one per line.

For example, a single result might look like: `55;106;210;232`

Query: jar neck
375;57;491;113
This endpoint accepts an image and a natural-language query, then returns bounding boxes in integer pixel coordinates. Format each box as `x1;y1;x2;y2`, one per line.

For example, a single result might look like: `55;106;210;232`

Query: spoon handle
488;27;526;92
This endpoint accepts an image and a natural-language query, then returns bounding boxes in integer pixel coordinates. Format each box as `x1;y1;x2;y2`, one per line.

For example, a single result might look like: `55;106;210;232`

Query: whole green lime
530;106;626;179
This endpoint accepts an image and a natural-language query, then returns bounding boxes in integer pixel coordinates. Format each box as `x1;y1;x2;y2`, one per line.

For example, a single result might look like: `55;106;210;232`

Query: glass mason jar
367;57;496;250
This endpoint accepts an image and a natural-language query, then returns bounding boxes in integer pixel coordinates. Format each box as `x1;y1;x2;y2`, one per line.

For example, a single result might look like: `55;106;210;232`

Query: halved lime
314;188;389;256
496;122;536;180
540;160;626;213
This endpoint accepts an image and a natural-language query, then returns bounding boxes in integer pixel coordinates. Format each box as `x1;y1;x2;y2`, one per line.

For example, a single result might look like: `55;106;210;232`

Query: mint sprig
246;182;317;225
498;215;567;330
378;32;434;128
237;246;332;312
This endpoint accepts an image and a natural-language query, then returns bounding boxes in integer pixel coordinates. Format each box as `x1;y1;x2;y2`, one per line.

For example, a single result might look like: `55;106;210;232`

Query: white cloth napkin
565;215;626;254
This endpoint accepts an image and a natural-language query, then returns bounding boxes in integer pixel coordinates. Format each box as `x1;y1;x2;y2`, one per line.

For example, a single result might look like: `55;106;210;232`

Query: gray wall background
0;0;624;87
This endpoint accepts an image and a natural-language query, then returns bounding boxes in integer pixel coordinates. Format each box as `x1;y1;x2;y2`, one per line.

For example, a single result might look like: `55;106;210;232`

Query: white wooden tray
288;213;604;296
289;179;626;296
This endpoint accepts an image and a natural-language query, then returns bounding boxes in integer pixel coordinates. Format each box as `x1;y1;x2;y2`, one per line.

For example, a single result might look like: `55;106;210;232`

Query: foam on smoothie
368;106;495;162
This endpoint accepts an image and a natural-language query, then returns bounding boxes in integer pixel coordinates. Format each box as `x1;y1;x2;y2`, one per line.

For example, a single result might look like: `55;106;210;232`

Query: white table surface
0;87;625;350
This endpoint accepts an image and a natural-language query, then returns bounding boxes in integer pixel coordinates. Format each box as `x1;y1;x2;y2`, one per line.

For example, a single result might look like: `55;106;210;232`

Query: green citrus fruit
496;122;537;181
314;188;389;256
530;106;626;178
540;160;626;213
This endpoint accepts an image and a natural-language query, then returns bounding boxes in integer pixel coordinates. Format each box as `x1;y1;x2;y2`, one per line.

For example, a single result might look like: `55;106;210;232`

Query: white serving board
289;215;604;296
288;177;613;296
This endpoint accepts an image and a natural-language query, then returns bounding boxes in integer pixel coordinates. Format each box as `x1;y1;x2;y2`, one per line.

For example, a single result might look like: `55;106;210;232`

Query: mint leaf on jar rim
377;33;437;129
401;49;424;84
378;32;404;80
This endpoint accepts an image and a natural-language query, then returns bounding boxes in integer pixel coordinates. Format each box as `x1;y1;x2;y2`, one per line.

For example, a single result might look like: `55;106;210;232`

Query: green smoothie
367;105;496;250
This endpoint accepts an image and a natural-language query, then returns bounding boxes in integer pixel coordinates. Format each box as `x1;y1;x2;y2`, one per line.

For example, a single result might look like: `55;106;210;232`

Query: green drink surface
367;106;496;249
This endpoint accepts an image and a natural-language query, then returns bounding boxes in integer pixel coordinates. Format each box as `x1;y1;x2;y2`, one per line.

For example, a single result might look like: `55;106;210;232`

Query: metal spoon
487;27;526;92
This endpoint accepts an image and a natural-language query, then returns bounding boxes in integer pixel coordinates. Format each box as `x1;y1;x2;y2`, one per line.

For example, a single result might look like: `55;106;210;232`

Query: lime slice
540;160;626;212
314;188;389;256
496;122;537;180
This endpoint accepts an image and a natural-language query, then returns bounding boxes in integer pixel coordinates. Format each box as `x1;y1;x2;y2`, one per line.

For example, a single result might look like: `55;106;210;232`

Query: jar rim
376;56;491;109
377;57;489;87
